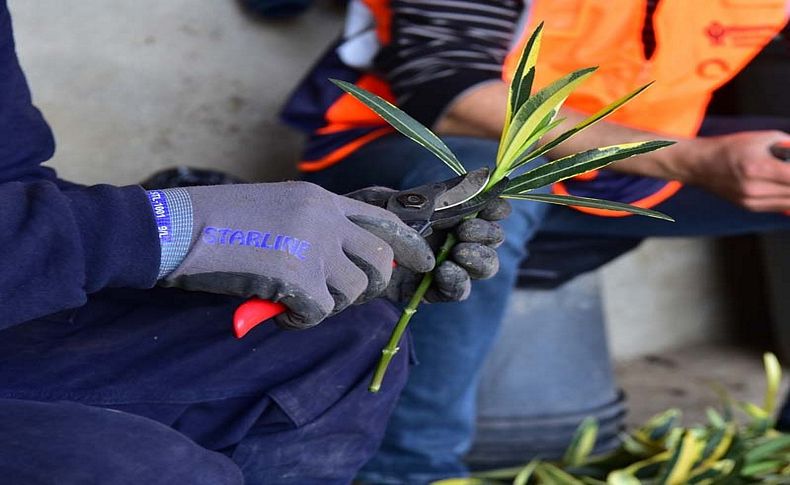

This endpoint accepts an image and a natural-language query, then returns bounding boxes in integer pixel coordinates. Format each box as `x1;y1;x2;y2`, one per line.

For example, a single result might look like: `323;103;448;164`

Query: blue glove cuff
146;188;194;279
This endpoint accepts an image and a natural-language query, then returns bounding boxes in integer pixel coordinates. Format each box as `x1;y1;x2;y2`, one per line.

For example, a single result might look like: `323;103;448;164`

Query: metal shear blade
429;175;508;230
386;167;504;235
433;167;491;210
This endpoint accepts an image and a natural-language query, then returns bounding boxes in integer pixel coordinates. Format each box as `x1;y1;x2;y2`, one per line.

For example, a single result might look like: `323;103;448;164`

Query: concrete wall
602;238;729;360
9;0;344;184
8;0;729;360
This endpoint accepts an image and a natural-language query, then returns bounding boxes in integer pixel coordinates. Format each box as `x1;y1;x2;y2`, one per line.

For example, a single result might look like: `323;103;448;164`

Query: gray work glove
346;187;511;303
157;182;435;329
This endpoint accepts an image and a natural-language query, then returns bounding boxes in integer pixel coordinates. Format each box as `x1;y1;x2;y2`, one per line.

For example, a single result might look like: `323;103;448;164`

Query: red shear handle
233;298;287;338
233;262;399;338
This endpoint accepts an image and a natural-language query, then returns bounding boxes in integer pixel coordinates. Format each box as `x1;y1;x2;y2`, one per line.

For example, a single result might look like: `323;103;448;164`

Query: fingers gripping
456;219;505;248
339;251;385;304
385;266;422;303
337;218;395;302
337;190;509;305
427;261;471;302
451;243;499;280
324;252;371;312
478;197;512;221
273;285;336;330
347;214;435;273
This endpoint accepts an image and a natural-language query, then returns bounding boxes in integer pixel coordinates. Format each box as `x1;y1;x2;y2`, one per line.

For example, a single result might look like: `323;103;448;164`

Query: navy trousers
0;287;409;484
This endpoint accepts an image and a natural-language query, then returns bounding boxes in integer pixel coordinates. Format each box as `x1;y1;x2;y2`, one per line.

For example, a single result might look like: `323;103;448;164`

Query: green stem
370;167;510;393
368;233;457;392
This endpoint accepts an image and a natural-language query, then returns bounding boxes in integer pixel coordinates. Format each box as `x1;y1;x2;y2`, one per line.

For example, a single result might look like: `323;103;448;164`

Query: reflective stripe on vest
502;0;788;216
297;0;394;172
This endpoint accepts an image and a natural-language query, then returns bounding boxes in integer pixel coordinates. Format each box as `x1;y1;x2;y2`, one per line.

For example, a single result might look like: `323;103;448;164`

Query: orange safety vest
504;0;788;215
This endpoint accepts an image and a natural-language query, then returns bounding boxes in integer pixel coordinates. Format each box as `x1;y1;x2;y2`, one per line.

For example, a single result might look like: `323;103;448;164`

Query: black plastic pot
469;271;625;469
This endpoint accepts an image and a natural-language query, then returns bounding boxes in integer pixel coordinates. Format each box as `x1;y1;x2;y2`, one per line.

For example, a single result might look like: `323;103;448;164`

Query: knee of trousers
0;399;244;485
230;300;411;484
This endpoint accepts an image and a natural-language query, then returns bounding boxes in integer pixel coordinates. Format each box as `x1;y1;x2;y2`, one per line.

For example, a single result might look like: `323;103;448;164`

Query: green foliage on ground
433;353;790;485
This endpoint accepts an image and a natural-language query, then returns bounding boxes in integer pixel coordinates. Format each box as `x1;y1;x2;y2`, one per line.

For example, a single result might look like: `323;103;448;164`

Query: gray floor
615;343;787;428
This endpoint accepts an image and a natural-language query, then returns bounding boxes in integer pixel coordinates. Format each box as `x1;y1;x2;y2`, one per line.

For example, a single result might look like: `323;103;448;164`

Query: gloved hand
149;182;435;329
346;187;511;303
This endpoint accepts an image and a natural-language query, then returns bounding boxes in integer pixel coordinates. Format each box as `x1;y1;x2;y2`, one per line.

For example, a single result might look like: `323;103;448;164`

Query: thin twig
368;233;457;392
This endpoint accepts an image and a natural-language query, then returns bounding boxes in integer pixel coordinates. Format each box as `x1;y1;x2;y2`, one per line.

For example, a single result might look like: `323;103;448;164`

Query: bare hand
687;131;790;212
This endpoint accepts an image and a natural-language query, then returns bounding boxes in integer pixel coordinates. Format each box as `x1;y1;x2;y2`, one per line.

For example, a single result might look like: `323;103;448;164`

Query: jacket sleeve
373;0;523;127
0;1;159;329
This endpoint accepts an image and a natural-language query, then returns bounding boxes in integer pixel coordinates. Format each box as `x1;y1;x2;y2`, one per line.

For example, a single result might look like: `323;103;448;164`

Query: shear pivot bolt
398;193;428;208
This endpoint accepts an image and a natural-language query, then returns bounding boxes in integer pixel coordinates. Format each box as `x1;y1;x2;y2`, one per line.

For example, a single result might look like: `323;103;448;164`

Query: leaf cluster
330;22;679;392
433;353;790;485
332;23;675;221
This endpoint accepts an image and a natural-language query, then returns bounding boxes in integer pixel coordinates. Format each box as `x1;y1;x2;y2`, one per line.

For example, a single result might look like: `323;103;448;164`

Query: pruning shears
232;167;508;338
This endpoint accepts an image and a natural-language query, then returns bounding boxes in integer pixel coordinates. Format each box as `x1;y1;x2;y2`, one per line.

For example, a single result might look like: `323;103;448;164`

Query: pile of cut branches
435;353;790;485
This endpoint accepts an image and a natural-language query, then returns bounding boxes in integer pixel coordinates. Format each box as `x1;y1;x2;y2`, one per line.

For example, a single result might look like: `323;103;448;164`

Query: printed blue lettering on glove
147;190;173;243
202;227;311;260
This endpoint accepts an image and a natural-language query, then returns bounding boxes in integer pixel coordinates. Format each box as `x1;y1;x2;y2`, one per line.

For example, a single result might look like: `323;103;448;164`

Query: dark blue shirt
0;0;159;329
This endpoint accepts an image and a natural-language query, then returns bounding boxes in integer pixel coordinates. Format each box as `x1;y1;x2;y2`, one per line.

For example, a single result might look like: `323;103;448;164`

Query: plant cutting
332;23;676;393
432;353;790;484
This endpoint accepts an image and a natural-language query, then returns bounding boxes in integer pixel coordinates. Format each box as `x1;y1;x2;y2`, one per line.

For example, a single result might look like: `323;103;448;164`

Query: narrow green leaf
660;431;706;485
705;408;726;428
663;427;685;451
508;23;543;121
471;467;522;480
620;433;662;457
330;79;466;176
497;23;544;164
711;383;735;422
638;409;682;445
535;463;584;484
564;417;600;466
741;460;784;477
499;67;597;168
580;479;607;485
739;401;771;421
688;459;735;484
744;435;790;463
606;470;641;485
503;141;675;194
699;424;735;466
621;450;672;476
502;193;673;221
764;352;782;415
502;115;566;176
513;83;654;166
514;460;540;485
